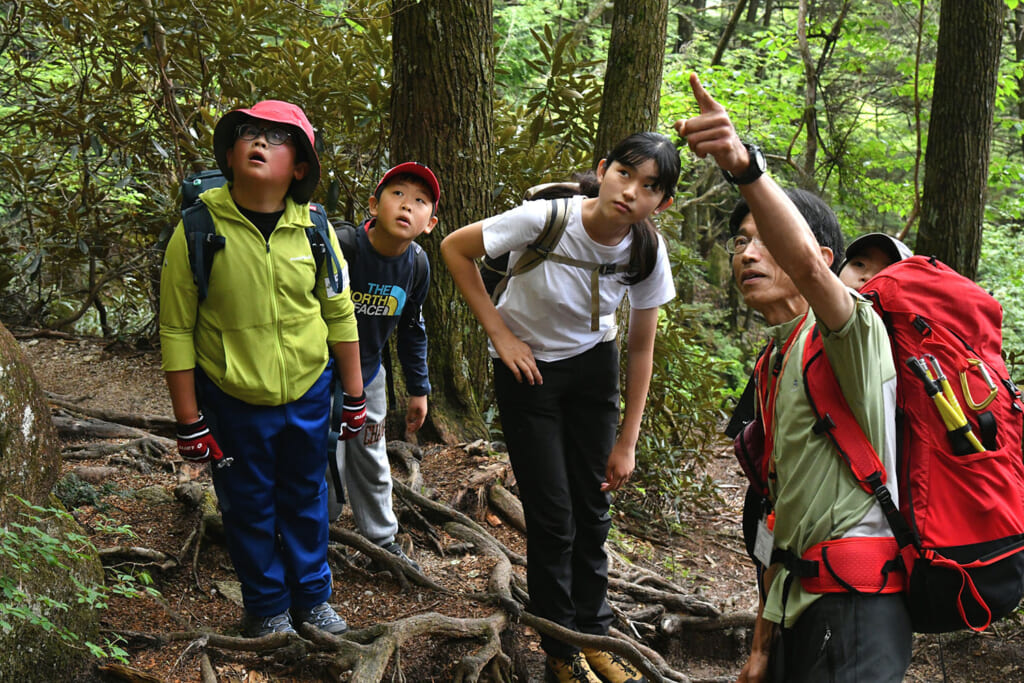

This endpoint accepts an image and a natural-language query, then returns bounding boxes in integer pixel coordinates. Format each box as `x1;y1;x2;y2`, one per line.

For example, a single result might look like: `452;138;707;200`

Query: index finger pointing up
689;72;720;114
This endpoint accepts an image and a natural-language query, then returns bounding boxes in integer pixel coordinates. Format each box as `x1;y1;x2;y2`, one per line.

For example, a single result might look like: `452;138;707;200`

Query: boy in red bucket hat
160;100;364;638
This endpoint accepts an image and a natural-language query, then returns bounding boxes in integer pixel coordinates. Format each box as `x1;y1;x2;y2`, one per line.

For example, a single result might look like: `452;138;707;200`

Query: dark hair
728;188;845;274
602;132;682;284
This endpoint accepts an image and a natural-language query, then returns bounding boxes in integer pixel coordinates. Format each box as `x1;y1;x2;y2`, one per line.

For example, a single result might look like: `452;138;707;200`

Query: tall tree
1013;6;1024;156
917;0;1005;277
794;0;851;192
594;0;669;159
390;0;494;441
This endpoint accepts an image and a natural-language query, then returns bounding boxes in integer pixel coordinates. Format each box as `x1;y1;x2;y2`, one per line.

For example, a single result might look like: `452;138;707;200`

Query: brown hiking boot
545;651;601;682
582;648;646;683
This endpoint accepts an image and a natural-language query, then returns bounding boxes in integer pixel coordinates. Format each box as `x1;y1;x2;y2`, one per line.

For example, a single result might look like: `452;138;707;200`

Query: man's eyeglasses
236;123;292;146
725;235;765;255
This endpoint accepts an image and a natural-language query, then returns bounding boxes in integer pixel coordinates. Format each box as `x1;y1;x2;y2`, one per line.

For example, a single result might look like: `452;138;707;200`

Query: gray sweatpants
327;369;398;546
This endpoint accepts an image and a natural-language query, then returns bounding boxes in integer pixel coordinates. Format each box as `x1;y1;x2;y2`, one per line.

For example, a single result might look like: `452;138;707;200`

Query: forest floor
15;331;1024;683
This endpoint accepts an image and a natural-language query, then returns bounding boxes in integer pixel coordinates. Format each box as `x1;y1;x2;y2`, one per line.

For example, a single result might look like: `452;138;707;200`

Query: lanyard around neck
755;312;811;480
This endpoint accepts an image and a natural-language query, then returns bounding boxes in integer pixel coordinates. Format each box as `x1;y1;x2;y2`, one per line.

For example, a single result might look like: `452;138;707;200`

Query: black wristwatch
722;143;767;186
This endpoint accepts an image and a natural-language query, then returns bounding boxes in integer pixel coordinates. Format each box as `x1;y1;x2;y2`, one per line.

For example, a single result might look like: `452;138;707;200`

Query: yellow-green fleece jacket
159;185;358;406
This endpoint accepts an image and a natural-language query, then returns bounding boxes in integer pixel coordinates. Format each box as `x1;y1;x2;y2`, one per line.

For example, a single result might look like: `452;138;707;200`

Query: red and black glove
339;392;367;441
176;414;224;464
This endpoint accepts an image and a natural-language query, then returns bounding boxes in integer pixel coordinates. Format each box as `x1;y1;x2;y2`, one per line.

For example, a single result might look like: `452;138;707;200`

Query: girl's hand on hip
494;333;543;385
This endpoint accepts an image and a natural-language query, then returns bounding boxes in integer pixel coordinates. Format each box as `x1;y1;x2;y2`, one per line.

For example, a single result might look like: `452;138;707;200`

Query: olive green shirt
762;296;898;626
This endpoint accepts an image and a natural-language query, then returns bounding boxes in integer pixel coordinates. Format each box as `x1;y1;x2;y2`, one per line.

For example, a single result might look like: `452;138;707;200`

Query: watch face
750;145;766;172
723;144;766;185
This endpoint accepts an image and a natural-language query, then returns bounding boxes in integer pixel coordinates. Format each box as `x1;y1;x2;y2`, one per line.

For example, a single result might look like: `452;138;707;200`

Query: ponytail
625;218;660;285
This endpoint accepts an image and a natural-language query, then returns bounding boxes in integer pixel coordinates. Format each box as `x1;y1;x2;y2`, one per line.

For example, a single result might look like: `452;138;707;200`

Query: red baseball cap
374;162;441;205
213;100;320;203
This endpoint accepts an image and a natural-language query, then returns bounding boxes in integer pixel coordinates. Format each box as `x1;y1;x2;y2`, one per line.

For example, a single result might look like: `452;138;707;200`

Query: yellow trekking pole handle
925;355;966;423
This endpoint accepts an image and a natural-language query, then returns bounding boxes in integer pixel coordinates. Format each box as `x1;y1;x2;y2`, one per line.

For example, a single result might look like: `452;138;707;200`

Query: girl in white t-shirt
441;132;680;682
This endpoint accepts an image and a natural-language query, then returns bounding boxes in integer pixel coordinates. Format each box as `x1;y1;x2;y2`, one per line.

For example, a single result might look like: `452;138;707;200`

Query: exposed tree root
64;411;751;682
47;391;176;436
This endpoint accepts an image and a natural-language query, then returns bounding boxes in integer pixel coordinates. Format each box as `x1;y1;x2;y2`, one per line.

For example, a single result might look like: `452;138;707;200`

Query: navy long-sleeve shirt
344;220;431;396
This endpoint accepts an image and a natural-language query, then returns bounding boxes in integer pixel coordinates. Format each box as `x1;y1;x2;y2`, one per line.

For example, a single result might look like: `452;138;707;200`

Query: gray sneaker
382;541;421;572
292;602;349;635
242;610;296;638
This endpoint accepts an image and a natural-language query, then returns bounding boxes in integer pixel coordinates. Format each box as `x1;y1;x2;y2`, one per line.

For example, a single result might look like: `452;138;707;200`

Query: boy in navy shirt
327;163;439;570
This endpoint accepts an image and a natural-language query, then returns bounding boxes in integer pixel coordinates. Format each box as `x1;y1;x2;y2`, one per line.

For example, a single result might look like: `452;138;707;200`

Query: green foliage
613;243;738;528
0;0;393;332
491;15;606;209
494;0;609;103
977;222;1024;379
0;496;157;663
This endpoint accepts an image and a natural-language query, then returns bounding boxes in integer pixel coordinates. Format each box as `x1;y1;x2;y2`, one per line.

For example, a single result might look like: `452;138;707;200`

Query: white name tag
754;518;774;567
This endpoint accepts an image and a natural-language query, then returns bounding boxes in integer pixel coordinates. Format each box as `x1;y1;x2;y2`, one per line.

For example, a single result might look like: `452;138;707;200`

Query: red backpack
792;255;1024;633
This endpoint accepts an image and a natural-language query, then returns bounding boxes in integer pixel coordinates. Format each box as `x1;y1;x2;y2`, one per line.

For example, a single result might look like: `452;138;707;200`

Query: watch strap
723;143;765;186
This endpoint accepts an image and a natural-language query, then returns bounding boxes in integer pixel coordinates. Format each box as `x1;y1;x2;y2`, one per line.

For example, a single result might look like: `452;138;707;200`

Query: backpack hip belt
775;536;905;595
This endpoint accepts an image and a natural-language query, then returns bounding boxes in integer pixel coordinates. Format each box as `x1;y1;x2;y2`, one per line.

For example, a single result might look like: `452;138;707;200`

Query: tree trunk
795;0;850;191
674;11;694;53
1014;7;1024;156
796;0;819;190
712;0;748;66
917;0;1005;278
594;0;669;161
746;0;760;24
389;0;493;442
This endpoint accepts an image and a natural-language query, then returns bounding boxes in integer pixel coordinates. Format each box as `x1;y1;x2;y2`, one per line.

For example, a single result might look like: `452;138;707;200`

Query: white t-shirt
481;195;676;362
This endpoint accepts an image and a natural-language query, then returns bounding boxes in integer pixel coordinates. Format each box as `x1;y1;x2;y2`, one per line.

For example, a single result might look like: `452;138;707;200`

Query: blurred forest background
2;0;1023;527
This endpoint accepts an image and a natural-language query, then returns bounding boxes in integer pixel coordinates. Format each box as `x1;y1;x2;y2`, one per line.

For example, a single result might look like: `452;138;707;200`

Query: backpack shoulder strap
490;197;571;303
181;202;225;302
802;328;887;492
333;219;359;264
410;241;430;293
179;171;229;302
802;329;915;546
525;196;571;261
306;203;344;294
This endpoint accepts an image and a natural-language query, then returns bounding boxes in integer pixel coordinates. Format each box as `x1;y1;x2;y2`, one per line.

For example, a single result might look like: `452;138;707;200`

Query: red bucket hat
213;100;320;204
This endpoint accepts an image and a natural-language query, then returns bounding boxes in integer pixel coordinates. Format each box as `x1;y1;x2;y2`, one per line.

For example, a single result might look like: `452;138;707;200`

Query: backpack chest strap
544;252;631;331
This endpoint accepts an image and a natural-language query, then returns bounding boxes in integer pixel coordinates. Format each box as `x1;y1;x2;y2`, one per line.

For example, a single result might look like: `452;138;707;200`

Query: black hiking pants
493;341;619;658
774;592;912;682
